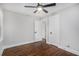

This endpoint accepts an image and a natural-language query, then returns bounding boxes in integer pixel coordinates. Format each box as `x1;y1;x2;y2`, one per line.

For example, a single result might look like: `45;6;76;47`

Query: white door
48;14;60;45
41;20;46;39
35;20;42;41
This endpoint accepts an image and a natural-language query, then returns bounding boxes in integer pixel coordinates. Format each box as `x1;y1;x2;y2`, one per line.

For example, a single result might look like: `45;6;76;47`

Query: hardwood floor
2;41;77;56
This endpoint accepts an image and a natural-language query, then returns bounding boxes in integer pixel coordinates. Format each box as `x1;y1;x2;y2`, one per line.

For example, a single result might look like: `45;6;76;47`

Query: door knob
34;32;37;33
50;32;52;34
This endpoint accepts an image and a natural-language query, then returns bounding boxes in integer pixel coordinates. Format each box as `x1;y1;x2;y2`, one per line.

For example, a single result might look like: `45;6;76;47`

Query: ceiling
0;3;77;18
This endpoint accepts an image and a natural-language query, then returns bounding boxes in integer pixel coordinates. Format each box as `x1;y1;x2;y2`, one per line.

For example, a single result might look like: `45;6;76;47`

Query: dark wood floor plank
2;41;77;56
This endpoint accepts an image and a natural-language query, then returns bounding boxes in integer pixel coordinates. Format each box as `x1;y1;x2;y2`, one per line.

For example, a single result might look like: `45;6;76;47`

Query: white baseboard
1;40;41;56
3;40;41;49
47;42;79;55
58;45;79;55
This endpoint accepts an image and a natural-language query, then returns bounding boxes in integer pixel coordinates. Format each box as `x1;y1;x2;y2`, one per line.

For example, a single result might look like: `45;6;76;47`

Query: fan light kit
37;6;43;11
24;3;56;13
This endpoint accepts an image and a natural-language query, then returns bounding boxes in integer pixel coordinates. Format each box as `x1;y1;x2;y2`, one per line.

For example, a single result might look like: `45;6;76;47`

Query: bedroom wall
0;13;1;40
60;5;79;51
0;8;3;55
0;8;3;42
2;4;79;55
45;4;79;53
3;10;37;48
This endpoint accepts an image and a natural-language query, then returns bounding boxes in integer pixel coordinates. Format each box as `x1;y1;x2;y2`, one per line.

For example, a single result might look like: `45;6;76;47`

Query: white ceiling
0;3;77;18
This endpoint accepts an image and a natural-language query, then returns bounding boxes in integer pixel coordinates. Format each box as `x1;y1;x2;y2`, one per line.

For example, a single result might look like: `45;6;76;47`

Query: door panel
35;20;42;41
48;16;56;44
41;20;46;39
48;14;60;45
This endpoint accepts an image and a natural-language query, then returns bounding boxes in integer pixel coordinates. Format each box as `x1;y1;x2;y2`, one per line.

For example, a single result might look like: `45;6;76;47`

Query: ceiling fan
24;3;56;13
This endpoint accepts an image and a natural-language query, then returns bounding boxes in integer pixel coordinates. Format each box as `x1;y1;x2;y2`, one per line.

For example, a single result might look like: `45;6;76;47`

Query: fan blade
24;6;37;8
43;9;48;13
43;3;56;7
34;10;38;13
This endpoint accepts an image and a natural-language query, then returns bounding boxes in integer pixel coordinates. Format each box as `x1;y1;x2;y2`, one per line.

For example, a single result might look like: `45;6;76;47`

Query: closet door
35;20;42;41
48;14;60;45
41;19;46;39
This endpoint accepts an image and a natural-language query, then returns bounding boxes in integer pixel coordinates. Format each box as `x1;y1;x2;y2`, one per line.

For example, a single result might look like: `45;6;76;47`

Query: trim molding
3;40;41;49
2;41;41;56
0;48;4;56
47;42;79;55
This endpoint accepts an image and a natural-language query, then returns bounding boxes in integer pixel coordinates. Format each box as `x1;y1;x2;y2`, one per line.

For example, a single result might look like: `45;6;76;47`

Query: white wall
0;14;1;40
0;8;3;56
0;8;3;42
44;4;79;54
60;5;79;51
3;10;36;48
